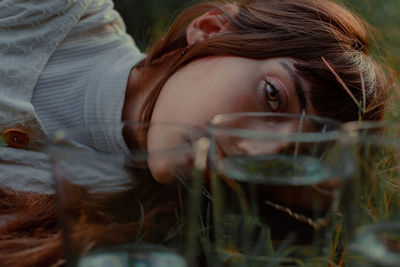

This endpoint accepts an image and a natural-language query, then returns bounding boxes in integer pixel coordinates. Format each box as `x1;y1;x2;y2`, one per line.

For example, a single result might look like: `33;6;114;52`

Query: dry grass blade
365;95;400;114
321;57;361;110
362;71;400;114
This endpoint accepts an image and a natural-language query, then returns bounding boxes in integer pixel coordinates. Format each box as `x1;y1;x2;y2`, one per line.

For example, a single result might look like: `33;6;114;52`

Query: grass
191;136;400;266
176;116;399;267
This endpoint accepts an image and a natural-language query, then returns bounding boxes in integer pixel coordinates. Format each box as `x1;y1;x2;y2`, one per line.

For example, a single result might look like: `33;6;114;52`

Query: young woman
0;0;395;265
0;0;391;189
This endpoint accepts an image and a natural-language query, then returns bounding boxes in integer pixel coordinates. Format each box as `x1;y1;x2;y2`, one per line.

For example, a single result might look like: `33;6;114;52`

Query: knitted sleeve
0;0;93;143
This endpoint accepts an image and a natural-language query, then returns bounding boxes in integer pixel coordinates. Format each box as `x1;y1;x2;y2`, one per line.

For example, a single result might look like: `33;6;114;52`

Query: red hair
0;177;183;266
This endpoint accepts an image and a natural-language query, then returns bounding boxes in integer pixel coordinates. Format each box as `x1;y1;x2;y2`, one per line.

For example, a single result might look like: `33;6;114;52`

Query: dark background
114;0;195;51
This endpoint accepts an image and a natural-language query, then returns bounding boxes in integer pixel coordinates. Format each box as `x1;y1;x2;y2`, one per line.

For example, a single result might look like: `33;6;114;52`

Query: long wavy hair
0;178;183;266
0;0;396;266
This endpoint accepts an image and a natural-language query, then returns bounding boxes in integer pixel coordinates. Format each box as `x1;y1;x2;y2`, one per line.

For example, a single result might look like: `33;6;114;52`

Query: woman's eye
265;82;280;111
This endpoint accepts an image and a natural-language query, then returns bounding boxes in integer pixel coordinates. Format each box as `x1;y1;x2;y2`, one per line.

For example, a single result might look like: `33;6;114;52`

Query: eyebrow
280;62;308;113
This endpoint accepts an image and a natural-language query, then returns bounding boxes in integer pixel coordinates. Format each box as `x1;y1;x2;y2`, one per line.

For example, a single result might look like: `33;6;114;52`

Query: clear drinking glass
47;122;208;267
206;112;353;266
341;121;400;266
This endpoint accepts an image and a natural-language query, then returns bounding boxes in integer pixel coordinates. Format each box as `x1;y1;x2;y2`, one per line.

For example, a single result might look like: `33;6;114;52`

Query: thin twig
322;57;361;110
264;200;330;229
365;94;400;113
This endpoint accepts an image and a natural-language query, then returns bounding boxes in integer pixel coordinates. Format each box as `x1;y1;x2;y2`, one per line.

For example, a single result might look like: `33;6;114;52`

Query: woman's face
150;56;315;127
147;56;316;184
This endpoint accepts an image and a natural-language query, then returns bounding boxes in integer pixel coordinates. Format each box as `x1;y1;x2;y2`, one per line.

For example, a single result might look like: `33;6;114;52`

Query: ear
186;4;237;45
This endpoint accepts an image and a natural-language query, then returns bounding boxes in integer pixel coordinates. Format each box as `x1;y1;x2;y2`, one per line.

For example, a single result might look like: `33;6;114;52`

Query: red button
2;129;30;148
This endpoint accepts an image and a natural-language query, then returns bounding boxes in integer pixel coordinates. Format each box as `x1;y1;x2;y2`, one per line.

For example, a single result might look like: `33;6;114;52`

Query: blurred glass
206;112;353;266
349;222;400;266
47;122;207;267
342;121;400;266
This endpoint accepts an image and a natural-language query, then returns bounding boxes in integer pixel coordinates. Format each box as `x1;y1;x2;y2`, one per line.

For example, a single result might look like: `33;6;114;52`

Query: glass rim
341;120;400;144
46;121;206;157
342;120;400;133
207;112;341;142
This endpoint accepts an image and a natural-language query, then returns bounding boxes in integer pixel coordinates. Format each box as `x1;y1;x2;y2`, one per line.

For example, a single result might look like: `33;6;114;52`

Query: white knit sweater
0;0;145;192
31;0;145;152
